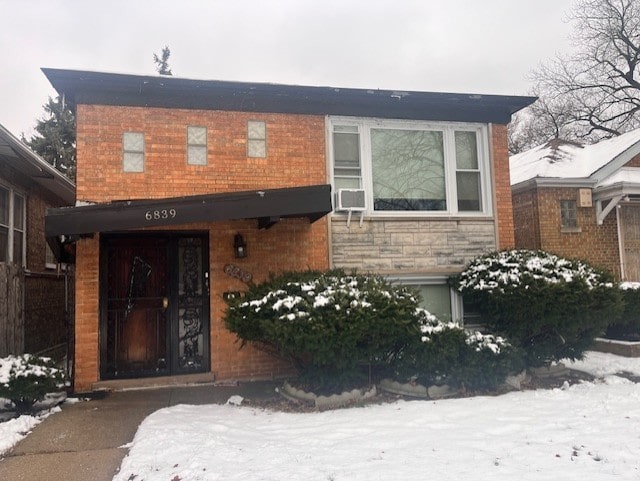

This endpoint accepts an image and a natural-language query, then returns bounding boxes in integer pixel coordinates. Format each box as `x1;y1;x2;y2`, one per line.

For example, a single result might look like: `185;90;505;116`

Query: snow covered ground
111;351;640;481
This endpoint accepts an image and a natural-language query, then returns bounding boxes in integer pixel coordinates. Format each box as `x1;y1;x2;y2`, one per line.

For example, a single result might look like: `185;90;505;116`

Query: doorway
100;233;210;379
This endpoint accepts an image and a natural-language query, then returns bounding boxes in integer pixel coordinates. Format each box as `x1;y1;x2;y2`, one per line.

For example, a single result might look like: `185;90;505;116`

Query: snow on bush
403;312;521;390
225;269;422;392
0;354;66;413
456;249;613;294
453;249;622;367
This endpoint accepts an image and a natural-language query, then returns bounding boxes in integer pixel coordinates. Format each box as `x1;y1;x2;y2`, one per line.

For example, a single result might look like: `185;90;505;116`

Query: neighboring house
42;68;534;391
510;129;640;281
0;123;75;357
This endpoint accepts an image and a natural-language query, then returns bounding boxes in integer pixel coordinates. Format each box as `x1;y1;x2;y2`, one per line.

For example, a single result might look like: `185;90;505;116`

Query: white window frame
387;275;464;324
0;183;26;267
328;116;492;217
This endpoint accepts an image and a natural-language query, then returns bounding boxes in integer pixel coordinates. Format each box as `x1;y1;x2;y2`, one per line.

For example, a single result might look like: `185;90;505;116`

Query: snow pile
0;407;60;456
456;250;612;294
113;356;640;481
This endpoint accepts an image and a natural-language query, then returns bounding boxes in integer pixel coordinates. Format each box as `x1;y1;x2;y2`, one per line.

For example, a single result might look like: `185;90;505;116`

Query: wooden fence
0;263;24;357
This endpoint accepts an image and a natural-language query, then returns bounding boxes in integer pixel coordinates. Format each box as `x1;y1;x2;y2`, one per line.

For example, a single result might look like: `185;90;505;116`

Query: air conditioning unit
337;189;366;211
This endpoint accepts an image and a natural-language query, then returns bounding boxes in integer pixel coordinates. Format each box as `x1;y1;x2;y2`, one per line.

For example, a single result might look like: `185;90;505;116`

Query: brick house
510;130;640;280
43;68;534;391
0;123;75;356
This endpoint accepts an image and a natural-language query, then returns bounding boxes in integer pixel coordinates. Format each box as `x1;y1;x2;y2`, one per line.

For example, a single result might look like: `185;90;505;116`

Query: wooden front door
101;234;209;379
621;205;640;281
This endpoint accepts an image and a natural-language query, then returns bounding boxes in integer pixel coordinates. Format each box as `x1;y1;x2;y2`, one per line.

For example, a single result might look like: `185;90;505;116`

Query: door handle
162;297;169;309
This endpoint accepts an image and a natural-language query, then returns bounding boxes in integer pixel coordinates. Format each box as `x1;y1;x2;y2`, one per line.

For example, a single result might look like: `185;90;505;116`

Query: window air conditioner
337;189;366;211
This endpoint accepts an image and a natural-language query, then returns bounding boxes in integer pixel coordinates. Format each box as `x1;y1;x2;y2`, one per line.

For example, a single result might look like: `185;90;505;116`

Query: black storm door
101;233;209;379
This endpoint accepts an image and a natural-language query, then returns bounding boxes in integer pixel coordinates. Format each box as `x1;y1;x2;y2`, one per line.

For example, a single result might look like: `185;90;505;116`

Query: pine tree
24;96;76;181
153;46;172;75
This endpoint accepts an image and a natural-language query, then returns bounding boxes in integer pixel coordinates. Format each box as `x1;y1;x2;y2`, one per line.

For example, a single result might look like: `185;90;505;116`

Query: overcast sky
1;0;575;137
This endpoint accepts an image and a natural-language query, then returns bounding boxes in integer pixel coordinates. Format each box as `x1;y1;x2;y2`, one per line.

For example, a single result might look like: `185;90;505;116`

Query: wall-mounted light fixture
234;233;247;258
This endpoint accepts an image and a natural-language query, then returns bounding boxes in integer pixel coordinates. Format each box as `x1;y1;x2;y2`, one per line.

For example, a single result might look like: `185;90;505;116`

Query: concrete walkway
0;381;280;481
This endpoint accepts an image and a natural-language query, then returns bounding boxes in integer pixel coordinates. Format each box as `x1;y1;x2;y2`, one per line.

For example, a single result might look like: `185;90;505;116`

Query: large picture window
330;118;490;216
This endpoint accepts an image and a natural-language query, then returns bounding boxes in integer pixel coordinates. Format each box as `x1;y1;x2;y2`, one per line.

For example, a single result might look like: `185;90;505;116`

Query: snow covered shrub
0;354;66;413
397;312;523;391
453;250;623;367
606;282;640;341
224;269;421;392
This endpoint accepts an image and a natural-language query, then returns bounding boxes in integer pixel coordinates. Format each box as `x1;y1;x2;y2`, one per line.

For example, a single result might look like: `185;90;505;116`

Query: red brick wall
513;186;621;278
512;188;542;250
72;105;329;390
490;124;515;249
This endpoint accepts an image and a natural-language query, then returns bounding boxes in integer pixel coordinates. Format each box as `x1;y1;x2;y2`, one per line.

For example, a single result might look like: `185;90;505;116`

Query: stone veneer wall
331;218;496;274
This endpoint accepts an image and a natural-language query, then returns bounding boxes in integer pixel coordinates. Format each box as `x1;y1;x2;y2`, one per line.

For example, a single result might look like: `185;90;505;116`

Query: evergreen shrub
397;313;523;391
0;354;66;413
453;249;623;367
224;269;421;392
606;283;640;341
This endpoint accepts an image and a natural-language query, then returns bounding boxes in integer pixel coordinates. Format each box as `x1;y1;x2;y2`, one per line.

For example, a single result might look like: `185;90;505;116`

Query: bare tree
512;0;640;153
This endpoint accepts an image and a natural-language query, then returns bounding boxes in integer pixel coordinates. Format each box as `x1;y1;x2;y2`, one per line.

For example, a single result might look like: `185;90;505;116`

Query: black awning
45;184;332;237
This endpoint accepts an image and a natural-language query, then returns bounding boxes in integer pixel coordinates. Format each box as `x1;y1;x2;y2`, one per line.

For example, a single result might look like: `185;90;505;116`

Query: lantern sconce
234;233;247;258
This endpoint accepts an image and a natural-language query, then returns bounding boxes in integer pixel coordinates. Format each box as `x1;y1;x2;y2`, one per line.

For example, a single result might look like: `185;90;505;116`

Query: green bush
453;249;623;367
396;313;524;391
225;269;421;392
0;354;66;413
606;283;640;340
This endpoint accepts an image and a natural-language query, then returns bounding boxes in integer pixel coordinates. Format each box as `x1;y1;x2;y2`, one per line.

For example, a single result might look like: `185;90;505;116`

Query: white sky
1;0;574;137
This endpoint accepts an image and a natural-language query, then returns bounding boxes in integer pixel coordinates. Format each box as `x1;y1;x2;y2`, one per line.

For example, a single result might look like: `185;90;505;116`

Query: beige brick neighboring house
42;68;534;391
0;123;75;356
510;130;640;280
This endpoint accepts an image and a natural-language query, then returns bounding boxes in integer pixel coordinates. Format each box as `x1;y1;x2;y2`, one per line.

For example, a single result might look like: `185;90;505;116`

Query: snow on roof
510;128;640;186
597;167;640;188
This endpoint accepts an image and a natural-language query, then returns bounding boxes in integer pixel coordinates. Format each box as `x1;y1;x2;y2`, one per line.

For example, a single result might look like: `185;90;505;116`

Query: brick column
73;234;100;392
490;124;515;249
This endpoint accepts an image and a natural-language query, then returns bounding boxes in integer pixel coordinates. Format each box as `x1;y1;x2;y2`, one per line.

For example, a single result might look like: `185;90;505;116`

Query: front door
621;205;640;281
100;233;209;379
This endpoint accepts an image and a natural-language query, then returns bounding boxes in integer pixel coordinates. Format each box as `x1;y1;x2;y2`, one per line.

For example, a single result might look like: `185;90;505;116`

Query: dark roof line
42;68;536;124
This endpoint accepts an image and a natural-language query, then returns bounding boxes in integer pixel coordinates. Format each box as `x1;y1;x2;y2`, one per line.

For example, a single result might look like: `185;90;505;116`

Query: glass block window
560;200;578;228
247;120;266;158
187;126;207;165
123;132;145;172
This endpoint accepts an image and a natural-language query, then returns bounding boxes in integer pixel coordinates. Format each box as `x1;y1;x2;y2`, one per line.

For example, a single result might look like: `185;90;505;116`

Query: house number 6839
144;209;177;221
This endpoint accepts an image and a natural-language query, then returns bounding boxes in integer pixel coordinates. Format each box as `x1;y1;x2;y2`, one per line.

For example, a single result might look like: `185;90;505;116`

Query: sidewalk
0;381;280;481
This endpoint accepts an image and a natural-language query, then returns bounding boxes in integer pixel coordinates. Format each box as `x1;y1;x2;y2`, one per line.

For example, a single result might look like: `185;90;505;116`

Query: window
123;132;145;172
0;185;25;265
330;118;489;215
247;120;266;158
390;276;463;323
455;131;482;211
560;200;578;228
187;126;207;165
333;125;362;191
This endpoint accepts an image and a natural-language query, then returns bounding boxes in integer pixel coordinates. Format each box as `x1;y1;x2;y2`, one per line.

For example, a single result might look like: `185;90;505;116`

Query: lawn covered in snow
113;352;640;481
